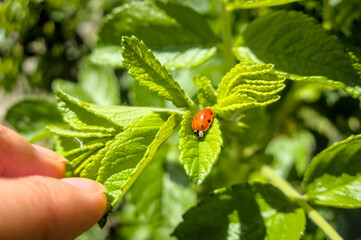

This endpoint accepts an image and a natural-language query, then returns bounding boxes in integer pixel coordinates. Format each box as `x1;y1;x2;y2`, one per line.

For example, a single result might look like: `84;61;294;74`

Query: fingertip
61;177;107;193
32;145;69;164
61;178;107;221
0;124;66;178
0;176;107;240
32;144;68;178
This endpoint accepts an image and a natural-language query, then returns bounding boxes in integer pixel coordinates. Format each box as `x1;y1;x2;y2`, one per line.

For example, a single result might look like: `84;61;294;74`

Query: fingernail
61;178;106;193
32;144;69;164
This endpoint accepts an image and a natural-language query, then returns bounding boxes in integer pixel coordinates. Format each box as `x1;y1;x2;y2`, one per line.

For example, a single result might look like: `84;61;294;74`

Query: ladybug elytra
192;108;214;140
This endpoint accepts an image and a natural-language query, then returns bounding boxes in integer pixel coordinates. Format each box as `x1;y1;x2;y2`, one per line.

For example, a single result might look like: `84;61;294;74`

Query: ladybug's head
193;129;205;140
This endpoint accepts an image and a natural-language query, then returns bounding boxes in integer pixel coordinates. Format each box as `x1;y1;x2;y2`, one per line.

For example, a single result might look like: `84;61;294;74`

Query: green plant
3;0;361;239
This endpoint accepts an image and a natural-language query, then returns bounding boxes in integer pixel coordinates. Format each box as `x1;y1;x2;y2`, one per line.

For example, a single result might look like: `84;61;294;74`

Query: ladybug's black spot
207;119;211;123
201;125;204;128
211;112;213;115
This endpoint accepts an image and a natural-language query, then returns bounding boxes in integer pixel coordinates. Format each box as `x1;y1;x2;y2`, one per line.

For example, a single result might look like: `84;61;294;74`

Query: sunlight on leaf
304;134;361;208
243;10;361;87
55;91;121;133
266;130;315;178
179;110;223;184
89;46;123;68
121;36;195;109
234;44;361;98
227;0;301;10
193;76;217;108
173;183;305;240
121;148;196;239
97;1;219;69
53;58;120;106
215;62;285;119
51;91;182;226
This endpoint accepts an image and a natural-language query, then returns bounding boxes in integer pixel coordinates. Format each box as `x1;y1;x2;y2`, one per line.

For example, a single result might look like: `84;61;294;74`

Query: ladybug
192;108;215;140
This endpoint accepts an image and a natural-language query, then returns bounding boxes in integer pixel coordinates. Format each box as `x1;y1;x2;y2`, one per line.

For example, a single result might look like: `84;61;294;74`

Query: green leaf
236;108;271;147
87;105;175;127
304;134;361;208
215;62;285;119
178;110;223;184
52;58;120;105
121;36;194;109
233;46;262;63
90;45;217;71
97;113;181;205
297;107;343;144
89;46;123;68
227;0;301;10
155;46;217;70
52;92;182;226
55;91;121;133
193;76;218;108
173;183;306;240
234;46;361;98
52;79;93;103
48;126;114;139
121;147;196;239
243;10;361;87
97;1;219;69
77;58;120;106
266;130;315;178
5;97;64;142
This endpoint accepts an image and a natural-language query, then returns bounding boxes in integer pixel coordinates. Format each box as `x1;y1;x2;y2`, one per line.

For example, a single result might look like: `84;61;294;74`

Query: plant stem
260;165;343;240
296;200;342;240
322;0;332;30
221;0;235;70
260;164;302;200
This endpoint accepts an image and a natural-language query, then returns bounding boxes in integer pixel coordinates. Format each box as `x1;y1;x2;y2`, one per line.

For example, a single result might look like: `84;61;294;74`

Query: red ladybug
192;108;215;140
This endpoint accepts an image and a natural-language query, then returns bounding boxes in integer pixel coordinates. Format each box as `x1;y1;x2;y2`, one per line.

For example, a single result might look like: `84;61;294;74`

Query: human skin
0;124;107;240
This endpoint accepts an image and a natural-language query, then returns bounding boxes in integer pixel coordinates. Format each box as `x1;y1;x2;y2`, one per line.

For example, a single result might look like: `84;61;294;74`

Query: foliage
179;111;223;184
304;135;361;208
2;0;361;239
215;62;285;119
242;10;360;87
173;183;306;240
227;0;301;10
94;1;219;70
5;97;65;142
52;58;120;106
120;36;195;109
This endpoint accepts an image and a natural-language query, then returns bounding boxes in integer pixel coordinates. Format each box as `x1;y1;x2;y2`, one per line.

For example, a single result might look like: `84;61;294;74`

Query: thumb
0;176;107;240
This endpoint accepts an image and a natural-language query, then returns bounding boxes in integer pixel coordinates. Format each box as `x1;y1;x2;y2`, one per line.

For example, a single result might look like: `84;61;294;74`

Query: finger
0;176;107;240
0;125;66;178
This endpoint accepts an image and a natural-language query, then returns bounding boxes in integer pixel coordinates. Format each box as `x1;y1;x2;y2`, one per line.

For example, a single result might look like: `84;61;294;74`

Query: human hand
0;125;107;240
